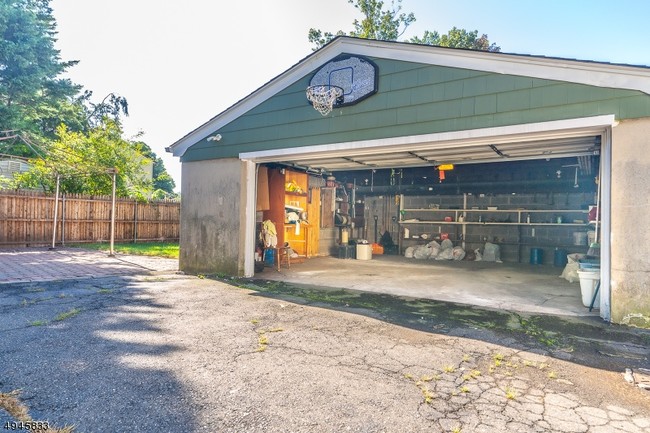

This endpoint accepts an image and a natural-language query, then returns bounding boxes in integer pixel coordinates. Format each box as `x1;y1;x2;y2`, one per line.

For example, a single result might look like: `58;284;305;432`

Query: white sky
50;0;650;192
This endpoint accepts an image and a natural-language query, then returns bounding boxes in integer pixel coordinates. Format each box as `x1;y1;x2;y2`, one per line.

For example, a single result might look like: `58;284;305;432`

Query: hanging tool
373;215;379;243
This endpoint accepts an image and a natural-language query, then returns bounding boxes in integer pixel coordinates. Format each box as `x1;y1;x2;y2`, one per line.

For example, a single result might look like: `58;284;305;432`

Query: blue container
554;248;568;267
530;248;544;265
263;248;275;265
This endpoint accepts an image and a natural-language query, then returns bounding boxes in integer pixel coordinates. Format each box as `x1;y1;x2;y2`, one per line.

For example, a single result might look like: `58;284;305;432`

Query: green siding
181;57;650;162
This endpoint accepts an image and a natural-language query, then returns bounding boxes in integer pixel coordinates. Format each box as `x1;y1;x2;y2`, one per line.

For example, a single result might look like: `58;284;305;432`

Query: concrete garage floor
259;255;598;318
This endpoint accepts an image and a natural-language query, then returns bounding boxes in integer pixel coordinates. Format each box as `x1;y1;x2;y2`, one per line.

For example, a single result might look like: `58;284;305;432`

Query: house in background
168;37;650;327
0;157;31;185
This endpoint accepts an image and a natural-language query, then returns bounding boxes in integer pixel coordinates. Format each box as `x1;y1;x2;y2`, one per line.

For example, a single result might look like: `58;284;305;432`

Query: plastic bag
452;246;466;261
404;246;415;258
474;248;482;261
435;248;453;260
440;239;453;251
483;242;501;262
560;253;584;283
426;240;441;259
413;245;432;259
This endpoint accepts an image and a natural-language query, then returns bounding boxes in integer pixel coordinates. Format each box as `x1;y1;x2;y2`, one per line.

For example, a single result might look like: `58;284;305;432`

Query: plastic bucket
529;248;544;265
356;244;372;260
554;248;568;267
577;270;600;308
263;248;275;265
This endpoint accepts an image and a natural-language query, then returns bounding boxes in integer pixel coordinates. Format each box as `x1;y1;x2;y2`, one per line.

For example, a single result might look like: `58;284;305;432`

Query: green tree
410;27;500;52
0;0;81;155
138;142;177;197
308;0;499;52
14;120;154;199
0;0;176;196
309;0;414;50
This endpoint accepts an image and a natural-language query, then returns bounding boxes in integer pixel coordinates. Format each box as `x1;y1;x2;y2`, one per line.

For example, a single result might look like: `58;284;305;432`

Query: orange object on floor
372;243;384;255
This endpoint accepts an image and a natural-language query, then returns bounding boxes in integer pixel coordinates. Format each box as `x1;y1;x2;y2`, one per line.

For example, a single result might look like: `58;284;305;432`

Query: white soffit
168;37;650;158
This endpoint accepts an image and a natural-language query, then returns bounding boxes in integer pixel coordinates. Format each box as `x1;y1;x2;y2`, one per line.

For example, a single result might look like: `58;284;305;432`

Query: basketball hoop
306;85;344;116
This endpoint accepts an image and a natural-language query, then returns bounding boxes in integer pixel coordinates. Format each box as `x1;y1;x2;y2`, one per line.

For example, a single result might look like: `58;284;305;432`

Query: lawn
71;242;179;258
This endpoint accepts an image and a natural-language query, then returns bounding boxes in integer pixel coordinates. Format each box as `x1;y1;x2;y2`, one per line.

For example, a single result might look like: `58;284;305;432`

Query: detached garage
167;37;650;326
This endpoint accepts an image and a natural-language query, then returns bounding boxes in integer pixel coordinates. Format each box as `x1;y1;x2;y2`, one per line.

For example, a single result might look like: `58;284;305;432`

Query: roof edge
167;37;650;158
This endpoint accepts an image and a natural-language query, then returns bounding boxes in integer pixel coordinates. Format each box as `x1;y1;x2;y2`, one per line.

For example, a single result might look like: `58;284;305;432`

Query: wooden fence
0;189;180;247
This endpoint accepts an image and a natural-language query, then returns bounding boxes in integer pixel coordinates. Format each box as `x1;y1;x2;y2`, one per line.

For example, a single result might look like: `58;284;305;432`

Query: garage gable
171;38;650;163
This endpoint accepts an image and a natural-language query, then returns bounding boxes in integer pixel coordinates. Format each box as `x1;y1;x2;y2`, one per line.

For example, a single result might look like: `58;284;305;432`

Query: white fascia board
239;115;616;163
167;43;350;157
344;39;650;95
169;36;649;157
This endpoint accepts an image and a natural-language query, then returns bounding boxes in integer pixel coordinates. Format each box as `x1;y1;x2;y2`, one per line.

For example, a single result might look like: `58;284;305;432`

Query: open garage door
241;115;614;320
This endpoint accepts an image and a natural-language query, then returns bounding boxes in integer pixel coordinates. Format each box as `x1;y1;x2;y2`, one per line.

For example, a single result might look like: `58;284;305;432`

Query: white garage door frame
240;114;615;321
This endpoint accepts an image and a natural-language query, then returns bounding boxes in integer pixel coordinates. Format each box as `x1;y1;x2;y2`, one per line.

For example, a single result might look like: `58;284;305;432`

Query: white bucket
356;244;372;260
573;232;588;246
577;270;600;308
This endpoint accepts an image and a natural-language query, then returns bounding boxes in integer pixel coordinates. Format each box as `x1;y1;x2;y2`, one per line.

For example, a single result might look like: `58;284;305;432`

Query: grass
29;320;47;327
54;308;81;322
71;242;179;259
0;390;75;432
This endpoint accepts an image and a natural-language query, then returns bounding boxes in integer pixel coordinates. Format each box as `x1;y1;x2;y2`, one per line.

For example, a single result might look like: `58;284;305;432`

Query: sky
49;0;650;191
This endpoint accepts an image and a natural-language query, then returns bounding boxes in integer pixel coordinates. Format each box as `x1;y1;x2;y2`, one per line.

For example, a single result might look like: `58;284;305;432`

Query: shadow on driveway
0;275;195;431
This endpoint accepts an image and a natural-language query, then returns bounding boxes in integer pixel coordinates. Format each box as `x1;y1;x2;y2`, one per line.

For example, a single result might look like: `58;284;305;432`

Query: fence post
133;199;138;243
62;194;66;246
109;169;117;256
50;174;60;250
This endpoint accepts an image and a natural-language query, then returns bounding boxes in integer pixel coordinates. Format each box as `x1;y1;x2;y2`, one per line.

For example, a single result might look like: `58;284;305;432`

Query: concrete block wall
611;118;650;327
401;192;596;264
180;158;246;275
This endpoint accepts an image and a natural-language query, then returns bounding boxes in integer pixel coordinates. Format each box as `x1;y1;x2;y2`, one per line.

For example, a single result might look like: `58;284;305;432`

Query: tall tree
0;0;175;198
0;0;81;155
309;0;499;52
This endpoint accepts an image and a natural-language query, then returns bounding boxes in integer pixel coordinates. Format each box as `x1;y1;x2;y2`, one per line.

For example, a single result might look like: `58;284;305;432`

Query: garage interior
253;133;603;317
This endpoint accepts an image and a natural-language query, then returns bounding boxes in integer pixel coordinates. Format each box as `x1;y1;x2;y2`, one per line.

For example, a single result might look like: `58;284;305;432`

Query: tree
308;0;499;52
0;0;81;155
0;0;177;197
309;0;414;50
410;27;500;52
14;120;154;199
138;142;177;197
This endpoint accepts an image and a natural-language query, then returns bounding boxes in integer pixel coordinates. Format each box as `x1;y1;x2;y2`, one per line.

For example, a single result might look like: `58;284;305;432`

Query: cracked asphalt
1;268;649;433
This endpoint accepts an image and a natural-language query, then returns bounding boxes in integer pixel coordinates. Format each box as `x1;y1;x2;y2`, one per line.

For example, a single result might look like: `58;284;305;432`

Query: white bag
413;245;432;259
435;248;453;260
452;246;466;261
483;242;501;262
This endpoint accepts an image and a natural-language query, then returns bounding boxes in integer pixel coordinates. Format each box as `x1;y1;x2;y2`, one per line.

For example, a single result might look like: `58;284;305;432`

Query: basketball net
306;85;343;116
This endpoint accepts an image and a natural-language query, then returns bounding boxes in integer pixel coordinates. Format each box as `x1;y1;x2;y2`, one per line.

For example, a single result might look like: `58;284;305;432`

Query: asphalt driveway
1;264;649;432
